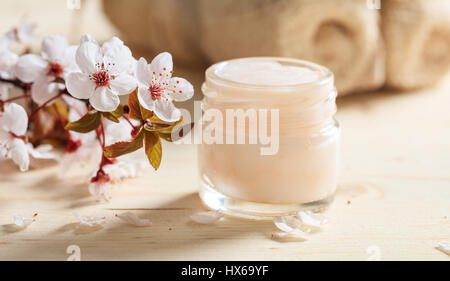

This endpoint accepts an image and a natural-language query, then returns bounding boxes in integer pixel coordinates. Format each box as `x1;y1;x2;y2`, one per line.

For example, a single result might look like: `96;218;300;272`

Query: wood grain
0;80;449;261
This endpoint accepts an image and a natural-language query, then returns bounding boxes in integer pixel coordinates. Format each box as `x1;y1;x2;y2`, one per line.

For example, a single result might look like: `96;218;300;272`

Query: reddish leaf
104;129;144;158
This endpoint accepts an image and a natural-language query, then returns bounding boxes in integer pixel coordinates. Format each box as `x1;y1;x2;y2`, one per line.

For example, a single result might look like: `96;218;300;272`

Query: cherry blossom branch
0;77;30;91
91;117;114;183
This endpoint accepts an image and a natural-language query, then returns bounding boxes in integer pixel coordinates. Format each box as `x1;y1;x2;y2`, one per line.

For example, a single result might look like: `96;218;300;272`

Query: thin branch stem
28;92;64;121
1;93;31;103
122;114;136;129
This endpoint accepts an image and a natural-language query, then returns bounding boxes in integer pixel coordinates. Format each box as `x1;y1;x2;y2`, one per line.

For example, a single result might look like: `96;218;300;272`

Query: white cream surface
215;61;320;86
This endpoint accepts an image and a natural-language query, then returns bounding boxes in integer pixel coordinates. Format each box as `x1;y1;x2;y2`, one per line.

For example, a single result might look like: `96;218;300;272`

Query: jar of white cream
198;57;340;219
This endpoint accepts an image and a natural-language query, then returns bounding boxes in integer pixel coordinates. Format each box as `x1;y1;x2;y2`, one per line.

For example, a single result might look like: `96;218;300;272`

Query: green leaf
104;129;144;158
65;110;101;133
101;106;124;123
158;122;194;142
144;132;162;170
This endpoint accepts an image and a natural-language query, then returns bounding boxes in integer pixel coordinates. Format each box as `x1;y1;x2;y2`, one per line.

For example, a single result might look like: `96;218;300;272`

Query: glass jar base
199;181;335;220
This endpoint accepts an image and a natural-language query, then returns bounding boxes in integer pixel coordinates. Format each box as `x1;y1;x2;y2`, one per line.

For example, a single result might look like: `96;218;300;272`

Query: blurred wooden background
1;0;449;102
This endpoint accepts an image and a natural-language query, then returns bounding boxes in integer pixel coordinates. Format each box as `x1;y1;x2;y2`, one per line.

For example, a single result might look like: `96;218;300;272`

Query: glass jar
198;57;340;219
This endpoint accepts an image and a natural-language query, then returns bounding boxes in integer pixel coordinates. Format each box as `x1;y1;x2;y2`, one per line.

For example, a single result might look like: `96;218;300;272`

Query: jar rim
205;57;334;91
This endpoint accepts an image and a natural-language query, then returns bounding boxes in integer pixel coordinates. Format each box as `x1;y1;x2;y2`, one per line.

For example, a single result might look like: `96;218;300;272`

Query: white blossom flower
0;103;57;171
136;53;194;122
66;35;137;112
0;50;19;100
91;150;149;202
88;178;112;202
15;34;78;105
5;22;34;43
103;151;149;182
0;103;30;171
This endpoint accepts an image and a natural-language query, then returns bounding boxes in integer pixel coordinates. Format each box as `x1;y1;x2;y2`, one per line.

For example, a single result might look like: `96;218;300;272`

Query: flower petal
154;98;181;122
15;54;47;83
0;35;12;52
271;229;309;241
115;212;151;227
0;103;28;135
168;77;194;102
437;241;450;256
66;72;95;99
297;211;328;228
9;138;30;171
41;34;69;62
273;216;303;233
0;51;19;79
13;214;35;227
102;37;133;75
73;212;106;228
137;86;155;111
190;211;223;224
31;78;60;105
61;45;80;76
89;86;120;112
75;41;102;74
109;74;136;95
27;143;57;160
88;181;111;202
150;52;173;80
79;34;97;45
136;57;152;86
16;23;34;43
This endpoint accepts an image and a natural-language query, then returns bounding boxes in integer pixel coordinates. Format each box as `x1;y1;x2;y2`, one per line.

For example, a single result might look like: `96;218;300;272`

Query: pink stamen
91;70;110;87
47;62;63;78
149;84;163;100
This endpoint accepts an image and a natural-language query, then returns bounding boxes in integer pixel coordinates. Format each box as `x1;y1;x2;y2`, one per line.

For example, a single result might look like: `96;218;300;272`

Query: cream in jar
198;57;340;219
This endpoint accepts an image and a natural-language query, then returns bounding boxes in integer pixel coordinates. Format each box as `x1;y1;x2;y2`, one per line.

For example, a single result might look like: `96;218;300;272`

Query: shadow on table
1;193;276;260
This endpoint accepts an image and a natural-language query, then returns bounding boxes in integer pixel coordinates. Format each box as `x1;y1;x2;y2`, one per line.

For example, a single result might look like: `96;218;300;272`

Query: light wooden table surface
0;81;449;261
